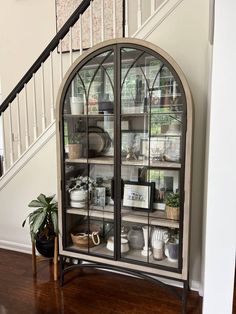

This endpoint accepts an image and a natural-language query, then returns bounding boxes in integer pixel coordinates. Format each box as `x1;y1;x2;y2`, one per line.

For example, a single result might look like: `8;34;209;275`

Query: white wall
202;1;236;313
0;136;57;252
0;0;56;97
139;0;210;289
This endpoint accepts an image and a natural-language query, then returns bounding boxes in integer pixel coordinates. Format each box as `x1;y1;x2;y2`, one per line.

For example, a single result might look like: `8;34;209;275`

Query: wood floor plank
0;248;204;314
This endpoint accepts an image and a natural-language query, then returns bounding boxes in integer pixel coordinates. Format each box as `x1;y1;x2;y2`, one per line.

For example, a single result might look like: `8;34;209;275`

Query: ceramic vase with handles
165;241;179;262
127;226;144;250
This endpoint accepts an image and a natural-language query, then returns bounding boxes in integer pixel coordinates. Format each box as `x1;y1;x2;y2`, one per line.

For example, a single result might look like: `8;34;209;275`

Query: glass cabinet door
119;47;186;270
62;49;115;259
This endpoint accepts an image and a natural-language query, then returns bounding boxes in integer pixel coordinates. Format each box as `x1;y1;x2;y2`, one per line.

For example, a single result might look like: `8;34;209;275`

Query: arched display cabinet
56;38;192;311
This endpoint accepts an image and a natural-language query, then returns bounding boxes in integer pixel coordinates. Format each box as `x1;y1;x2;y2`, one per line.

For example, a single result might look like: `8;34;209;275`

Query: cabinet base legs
59;255;189;312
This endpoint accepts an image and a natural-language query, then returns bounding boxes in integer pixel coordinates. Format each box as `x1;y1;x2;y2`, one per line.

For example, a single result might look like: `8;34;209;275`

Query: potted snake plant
22;193;58;257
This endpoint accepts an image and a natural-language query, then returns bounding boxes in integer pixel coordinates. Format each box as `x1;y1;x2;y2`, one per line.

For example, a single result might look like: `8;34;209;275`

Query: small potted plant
22;194;58;258
68;133;83;159
165;192;180;220
165;228;179;262
68;176;97;208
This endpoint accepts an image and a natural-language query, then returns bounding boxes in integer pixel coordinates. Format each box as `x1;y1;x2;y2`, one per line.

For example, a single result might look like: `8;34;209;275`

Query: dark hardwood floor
0;248;203;314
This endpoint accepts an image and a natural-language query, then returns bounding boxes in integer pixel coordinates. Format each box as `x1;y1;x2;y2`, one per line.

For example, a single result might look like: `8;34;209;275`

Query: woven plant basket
166;206;180;220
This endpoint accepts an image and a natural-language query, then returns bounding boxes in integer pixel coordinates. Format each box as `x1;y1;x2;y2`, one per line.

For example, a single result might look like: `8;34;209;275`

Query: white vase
141;225;152;256
70;189;87;202
70;96;84;115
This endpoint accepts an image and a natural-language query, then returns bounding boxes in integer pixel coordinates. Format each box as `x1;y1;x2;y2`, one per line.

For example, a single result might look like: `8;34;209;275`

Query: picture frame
121;131;148;159
93;187;106;208
140;136;180;162
138;168;179;211
123;181;154;212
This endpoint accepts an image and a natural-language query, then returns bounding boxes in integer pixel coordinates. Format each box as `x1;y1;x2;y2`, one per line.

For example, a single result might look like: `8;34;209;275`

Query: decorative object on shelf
127;226;144;250
68;133;83;159
121;225;129;240
125;146;138;161
151;227;168;260
98;93;114;114
122;131;147;159
71;232;100;248
22;194;58;258
165;228;179;262
68;176;97;208
141;225;152;256
106;236;129;253
123;181;154;212
71;222;101;248
165;193;180;220
70;95;84;115
87;98;99;114
93;187;106;207
84;126;112;157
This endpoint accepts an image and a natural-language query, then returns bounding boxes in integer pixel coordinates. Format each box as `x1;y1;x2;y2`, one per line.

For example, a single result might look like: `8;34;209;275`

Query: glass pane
121;115;149;167
81;50;114;115
87;116;114;160
89;164;114;257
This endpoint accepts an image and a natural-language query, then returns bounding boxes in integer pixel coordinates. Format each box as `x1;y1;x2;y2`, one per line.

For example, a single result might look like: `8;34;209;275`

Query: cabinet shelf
64;113;114;118
122;250;178;269
65;157;114;165
65;158;180;168
66;206;179;229
122;159;181;168
68;243;114;257
67;244;178;269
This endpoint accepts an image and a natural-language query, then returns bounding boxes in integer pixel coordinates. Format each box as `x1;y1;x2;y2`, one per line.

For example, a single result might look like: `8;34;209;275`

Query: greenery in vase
22;194;58;241
165;192;180;208
167;228;179;243
68;133;82;144
68;176;97;192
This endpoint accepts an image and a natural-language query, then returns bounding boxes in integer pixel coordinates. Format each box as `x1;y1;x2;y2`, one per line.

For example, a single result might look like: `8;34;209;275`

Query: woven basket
71;233;95;248
166;206;180;220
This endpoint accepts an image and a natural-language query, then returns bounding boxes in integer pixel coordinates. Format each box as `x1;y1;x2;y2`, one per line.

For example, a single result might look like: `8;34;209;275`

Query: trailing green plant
68;133;81;144
168;228;179;243
165;192;180;208
22;194;58;241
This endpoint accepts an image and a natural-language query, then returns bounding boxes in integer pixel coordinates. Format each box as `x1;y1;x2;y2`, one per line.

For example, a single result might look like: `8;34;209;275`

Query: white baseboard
0;240;31;254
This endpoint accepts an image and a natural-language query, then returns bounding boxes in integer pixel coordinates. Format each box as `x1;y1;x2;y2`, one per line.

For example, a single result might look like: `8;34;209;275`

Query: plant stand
32;236;58;281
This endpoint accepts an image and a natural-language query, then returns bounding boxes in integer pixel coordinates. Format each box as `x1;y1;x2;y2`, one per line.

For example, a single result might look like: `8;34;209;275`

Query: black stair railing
0;0;125;115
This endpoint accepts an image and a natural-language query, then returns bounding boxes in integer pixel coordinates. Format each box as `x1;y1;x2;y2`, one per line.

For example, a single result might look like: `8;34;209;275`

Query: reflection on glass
63;50;114;116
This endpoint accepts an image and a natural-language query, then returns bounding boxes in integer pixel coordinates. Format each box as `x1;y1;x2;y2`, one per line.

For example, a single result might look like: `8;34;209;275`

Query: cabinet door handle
121;178;124;199
111;177;114;200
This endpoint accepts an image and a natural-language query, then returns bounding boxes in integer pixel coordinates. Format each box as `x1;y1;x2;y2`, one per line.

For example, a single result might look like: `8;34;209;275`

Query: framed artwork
93;187;106;208
55;0;123;52
141;136;181;162
123;181;154;212
121;131;148;158
138;168;179;211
